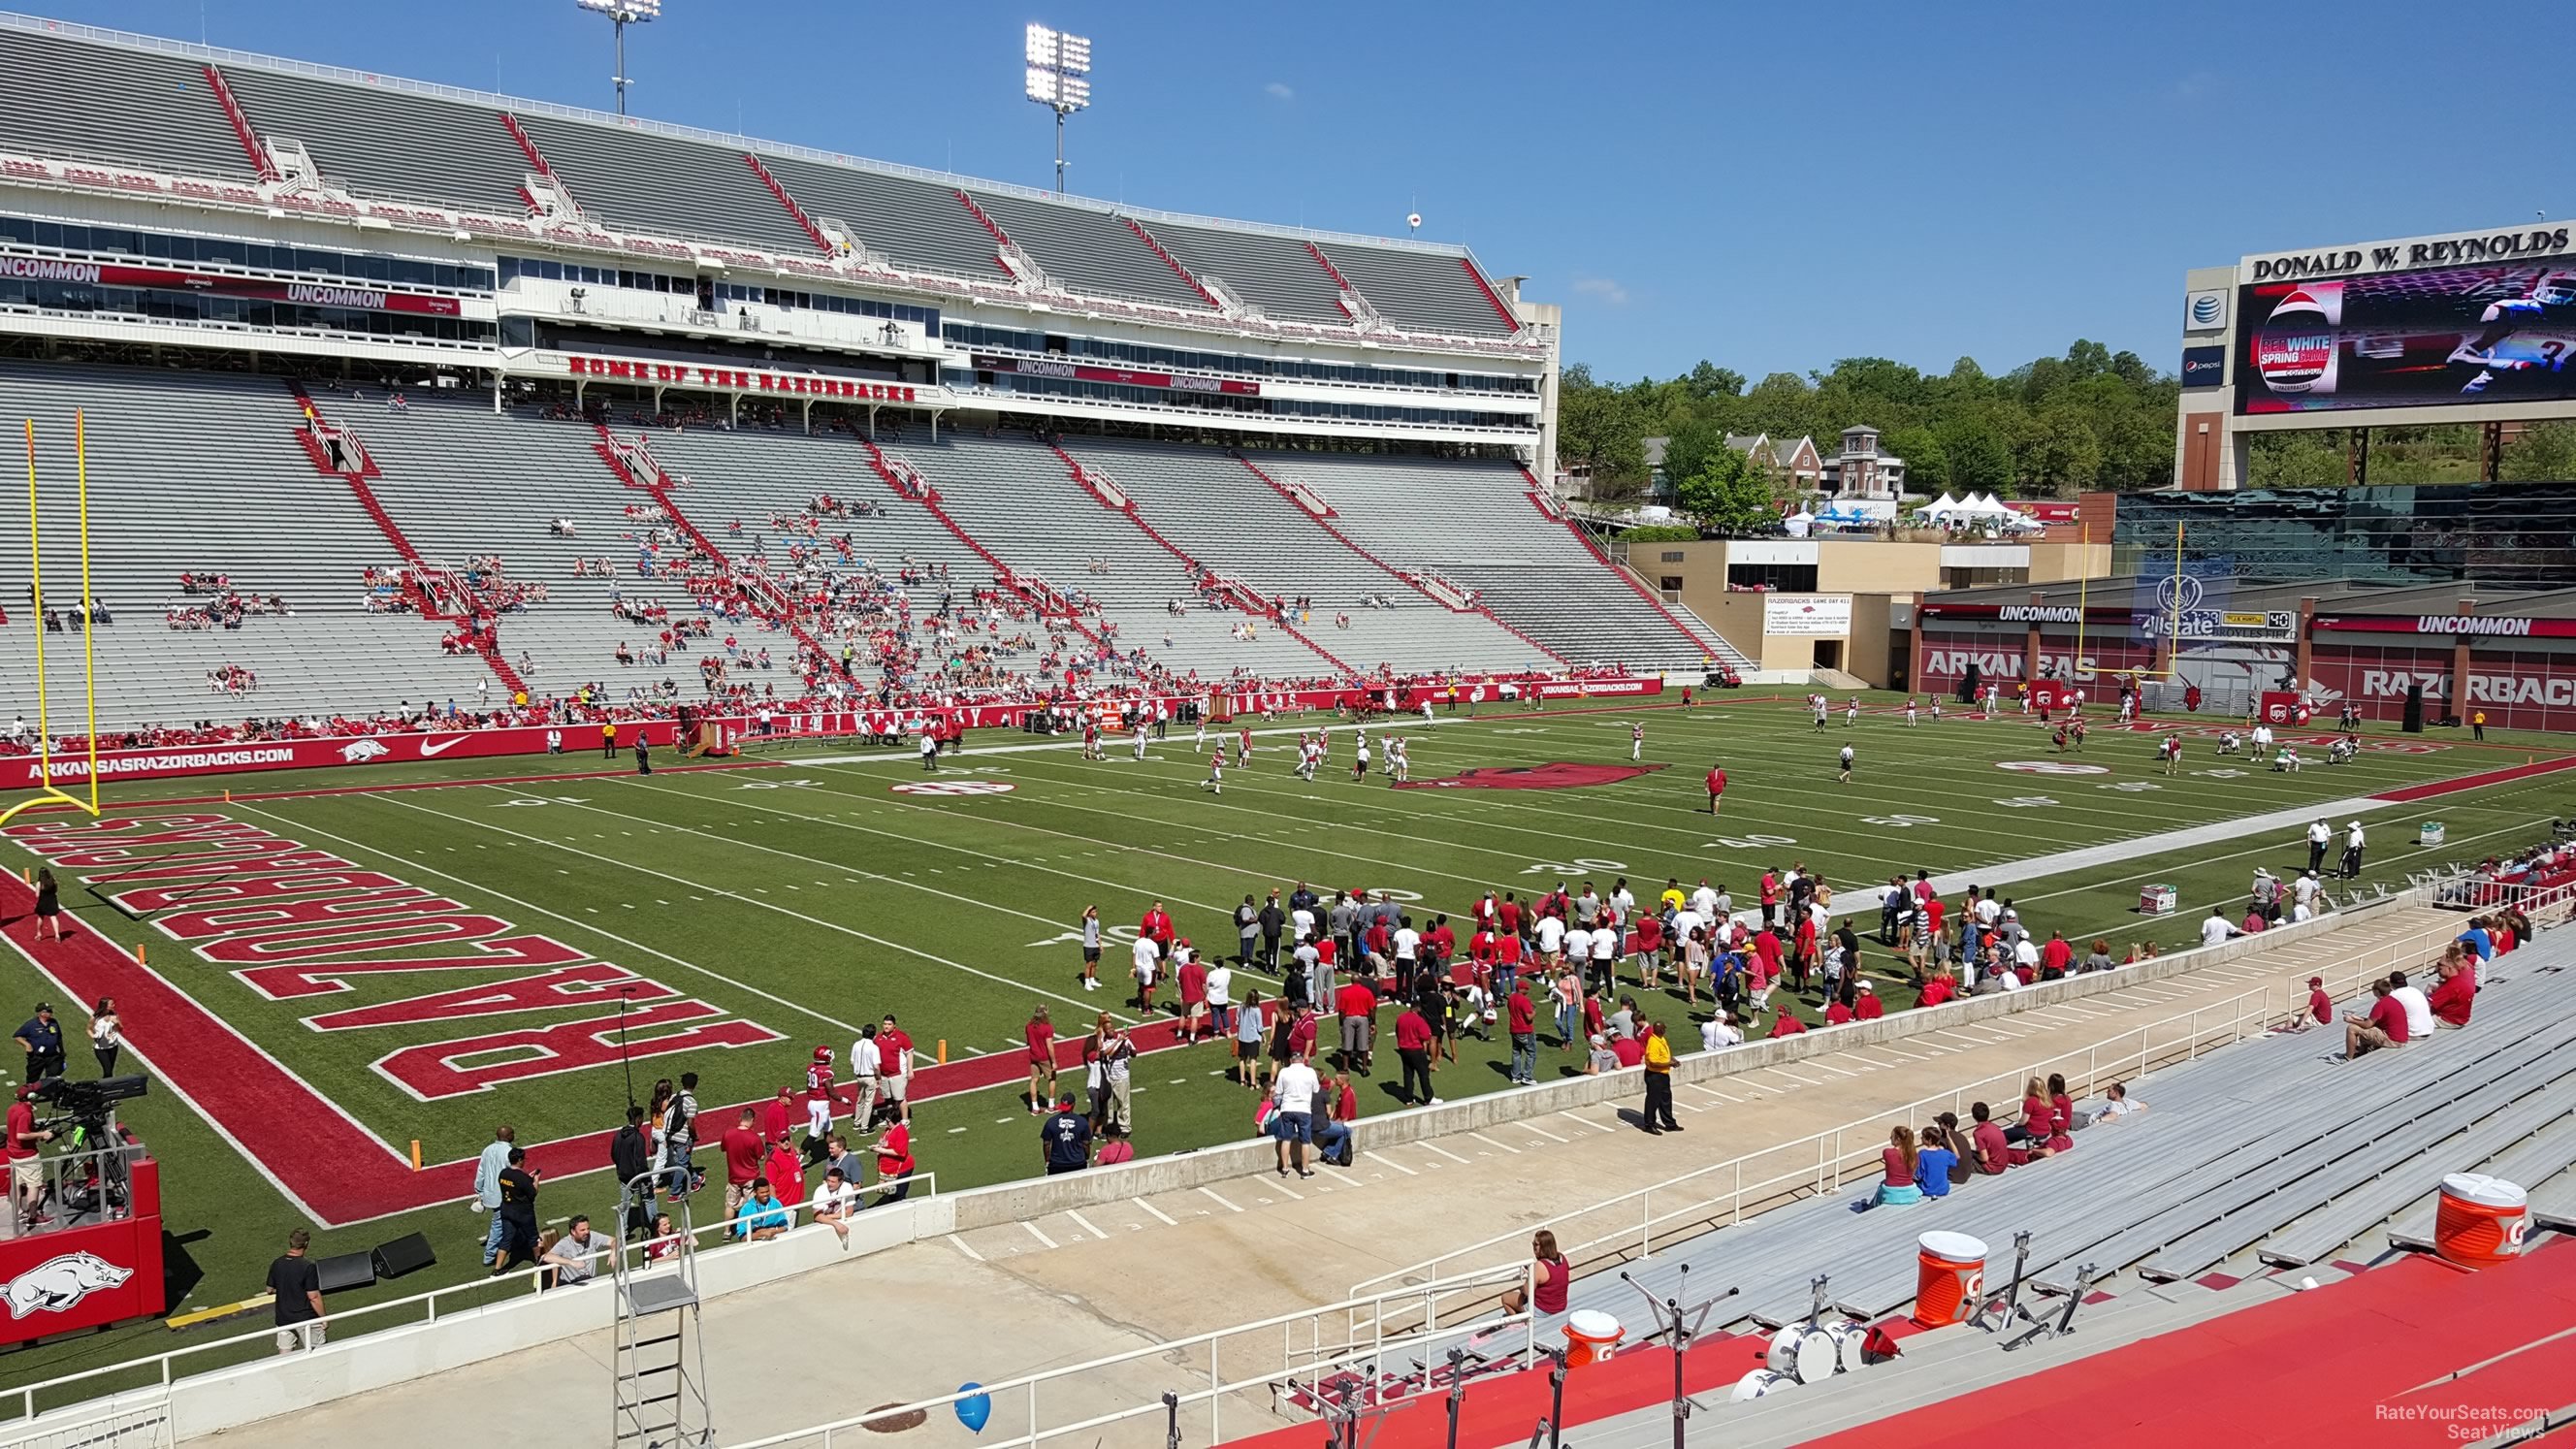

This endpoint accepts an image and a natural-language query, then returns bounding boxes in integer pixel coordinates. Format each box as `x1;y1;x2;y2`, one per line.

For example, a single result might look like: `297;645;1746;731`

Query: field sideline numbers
1520;857;1626;876
1704;833;1796;850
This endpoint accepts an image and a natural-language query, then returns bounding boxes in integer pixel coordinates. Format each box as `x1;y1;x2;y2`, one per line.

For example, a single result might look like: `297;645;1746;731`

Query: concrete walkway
189;910;2463;1449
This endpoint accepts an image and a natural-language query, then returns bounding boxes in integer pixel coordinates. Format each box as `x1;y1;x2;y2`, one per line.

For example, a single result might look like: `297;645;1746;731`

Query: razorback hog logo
340;738;393;764
1397;761;1669;790
6;1251;133;1319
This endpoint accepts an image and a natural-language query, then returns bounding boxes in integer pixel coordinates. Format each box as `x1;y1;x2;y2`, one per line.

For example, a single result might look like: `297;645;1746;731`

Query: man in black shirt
491;1147;541;1276
1257;891;1285;972
1040;1095;1091;1175
268;1228;326;1355
609;1105;654;1240
13;1004;62;1086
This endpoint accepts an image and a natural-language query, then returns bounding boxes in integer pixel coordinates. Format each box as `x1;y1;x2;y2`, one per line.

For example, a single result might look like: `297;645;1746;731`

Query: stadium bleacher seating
511;113;820;257
0;363;494;726
1148;220;1354;325
0;28;249;181
215;67;533;216
1559;924;2576;1341
1313;242;1517;338
964;191;1211;311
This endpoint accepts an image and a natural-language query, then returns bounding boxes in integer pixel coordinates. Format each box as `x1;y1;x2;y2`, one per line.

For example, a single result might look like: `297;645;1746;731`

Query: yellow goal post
0;413;102;826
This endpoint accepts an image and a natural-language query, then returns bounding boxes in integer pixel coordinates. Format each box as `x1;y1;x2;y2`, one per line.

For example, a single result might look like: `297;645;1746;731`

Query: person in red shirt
1580;990;1606;1044
1287;1004;1320;1063
1758;870;1780;924
1495;932;1525;998
2344;979;2408;1059
1631;913;1665;989
874;1119;917;1204
2427;956;2475;1028
1024;1006;1058;1114
758;1087;794;1146
2039;932;2073;980
878;1016;916;1126
1705;764;1726;815
1424;916;1456;971
1393;1004;1436;1105
720;1108;765;1222
1335;979;1378;1074
1496;893;1523;939
1853;980;1884;1019
803;1046;837;1158
2296;974;2333;1030
1969;1102;2012;1175
1790;915;1819;991
762;1137;805;1214
7;1084;51;1227
1769;1005;1807;1038
1611;1033;1645;1068
1824;996;1854;1026
1752;926;1785;987
1177;951;1210;1040
1918;968;1957;1009
1505;982;1538;1085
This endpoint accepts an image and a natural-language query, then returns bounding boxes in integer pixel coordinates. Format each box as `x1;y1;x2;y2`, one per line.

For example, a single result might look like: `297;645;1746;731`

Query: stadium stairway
1551;924;2576;1340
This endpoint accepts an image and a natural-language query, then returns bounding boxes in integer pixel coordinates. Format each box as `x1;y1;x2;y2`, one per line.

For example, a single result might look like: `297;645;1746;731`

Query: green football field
4;690;2571;1396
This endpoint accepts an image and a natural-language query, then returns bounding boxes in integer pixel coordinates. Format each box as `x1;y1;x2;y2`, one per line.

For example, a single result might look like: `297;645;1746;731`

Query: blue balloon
954;1384;992;1434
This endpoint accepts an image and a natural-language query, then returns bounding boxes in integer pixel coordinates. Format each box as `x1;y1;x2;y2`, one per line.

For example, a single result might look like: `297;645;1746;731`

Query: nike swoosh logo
420;736;467;757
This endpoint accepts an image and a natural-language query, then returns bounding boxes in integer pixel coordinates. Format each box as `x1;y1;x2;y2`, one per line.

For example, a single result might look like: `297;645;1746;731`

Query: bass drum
1731;1368;1794;1401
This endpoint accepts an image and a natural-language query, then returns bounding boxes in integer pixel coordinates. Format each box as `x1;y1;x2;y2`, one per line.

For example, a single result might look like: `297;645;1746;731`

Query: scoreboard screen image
2236;262;2576;414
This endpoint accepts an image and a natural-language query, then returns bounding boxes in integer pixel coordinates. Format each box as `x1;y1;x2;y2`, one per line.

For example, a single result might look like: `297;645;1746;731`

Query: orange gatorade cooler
1562;1308;1625;1368
1914;1231;1987;1328
2434;1173;2528;1268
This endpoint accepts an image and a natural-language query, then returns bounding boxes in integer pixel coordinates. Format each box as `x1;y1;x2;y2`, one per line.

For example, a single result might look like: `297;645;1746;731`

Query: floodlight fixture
1024;22;1093;194
577;0;662;115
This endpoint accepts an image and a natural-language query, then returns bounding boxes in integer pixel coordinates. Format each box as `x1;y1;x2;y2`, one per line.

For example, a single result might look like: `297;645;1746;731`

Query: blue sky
53;1;2567;382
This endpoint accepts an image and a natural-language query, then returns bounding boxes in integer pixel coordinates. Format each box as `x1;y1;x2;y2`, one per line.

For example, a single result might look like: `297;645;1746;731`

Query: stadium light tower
1024;23;1092;194
576;0;660;116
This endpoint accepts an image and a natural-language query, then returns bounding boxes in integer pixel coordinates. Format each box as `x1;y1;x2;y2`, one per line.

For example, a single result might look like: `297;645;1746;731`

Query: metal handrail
1351;901;2467;1298
725;1268;1535;1449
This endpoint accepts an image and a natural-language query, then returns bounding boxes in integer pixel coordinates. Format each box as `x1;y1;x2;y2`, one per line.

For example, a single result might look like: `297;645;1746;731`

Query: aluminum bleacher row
0;361;493;728
1275;452;1748;669
0;359;1713;726
1556;930;2576;1337
0;16;1521;340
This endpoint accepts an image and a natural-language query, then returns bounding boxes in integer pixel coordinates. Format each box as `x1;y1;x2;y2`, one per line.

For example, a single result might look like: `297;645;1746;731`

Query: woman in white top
89;997;123;1077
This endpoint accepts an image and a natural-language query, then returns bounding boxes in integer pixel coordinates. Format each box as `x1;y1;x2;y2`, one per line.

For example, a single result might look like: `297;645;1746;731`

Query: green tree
1557;363;1649;492
2502;421;2576;481
1682;360;1746;402
1882;425;1948;494
1674;445;1776;533
1933;413;2013;495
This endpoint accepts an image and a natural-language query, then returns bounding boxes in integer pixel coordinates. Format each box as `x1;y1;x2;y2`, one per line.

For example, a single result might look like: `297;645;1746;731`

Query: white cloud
1264;81;1296;101
1572;276;1629;306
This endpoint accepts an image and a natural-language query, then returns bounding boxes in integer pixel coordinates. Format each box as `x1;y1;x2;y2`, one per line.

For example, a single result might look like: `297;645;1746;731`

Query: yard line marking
1198;1186;1244;1213
1560;1111;1618;1134
1065;1210;1111;1240
1417;1141;1470;1165
1365;1149;1421;1176
1022;1220;1058;1249
238;801;868;1037
1132;1196;1179;1226
947;1126;968;1134
376;791;1124;1025
948;1233;986;1262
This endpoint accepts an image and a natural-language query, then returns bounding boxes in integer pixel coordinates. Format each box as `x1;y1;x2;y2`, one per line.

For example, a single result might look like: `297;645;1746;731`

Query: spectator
1583;1033;1620;1076
1916;1124;1958;1199
2047;1073;2075;1131
2428;955;2475;1028
1873;1125;1922;1208
1394;999;1437;1106
2200;907;2241;949
1640;1022;1680;1134
267;1228;326;1355
610;1106;654;1239
1040;1095;1091;1175
811;1169;861;1245
719;1109;764;1221
2343;979;2409;1060
8;1083;52;1227
29;869;61;943
472;1125;516;1268
1700;1010;1743;1051
2094;1081;2146;1122
491;1147;540;1275
1232;991;1268;1090
1272;1050;1320;1179
1022;1007;1056;1114
2388;969;2434;1041
1968;1102;2012;1175
735;1179;790;1240
543;1214;606;1288
2291;975;2333;1031
2081;939;2116;975
873;1117;917;1205
86;997;120;1078
1312;1072;1357;1168
1496;1230;1571;1329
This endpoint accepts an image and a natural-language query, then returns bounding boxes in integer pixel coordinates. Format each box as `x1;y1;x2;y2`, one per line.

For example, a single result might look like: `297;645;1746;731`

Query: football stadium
0;10;2573;1449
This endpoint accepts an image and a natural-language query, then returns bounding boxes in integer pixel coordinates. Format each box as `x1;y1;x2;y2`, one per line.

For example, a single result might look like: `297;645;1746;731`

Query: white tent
1920;492;1961;516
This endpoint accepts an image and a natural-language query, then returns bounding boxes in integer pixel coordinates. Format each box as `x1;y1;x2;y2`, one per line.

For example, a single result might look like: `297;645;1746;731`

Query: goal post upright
1;413;103;827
